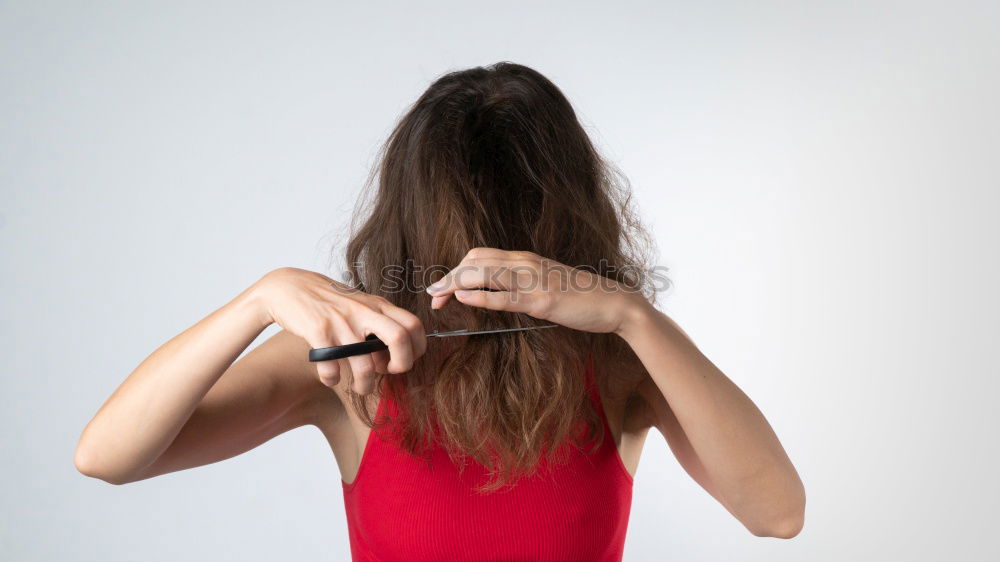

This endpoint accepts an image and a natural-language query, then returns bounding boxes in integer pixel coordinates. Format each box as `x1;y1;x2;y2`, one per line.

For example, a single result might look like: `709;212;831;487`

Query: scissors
307;325;559;362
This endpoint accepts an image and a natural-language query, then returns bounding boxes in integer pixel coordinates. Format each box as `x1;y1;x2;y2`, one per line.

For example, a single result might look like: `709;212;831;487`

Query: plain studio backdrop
2;1;998;560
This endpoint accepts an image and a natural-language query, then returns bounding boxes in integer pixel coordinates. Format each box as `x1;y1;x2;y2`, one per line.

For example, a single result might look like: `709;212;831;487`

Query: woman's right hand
252;267;426;393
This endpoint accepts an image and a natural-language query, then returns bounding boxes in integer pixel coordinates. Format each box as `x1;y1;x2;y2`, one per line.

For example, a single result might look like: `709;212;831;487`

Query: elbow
749;511;804;539
746;483;806;539
74;444;133;486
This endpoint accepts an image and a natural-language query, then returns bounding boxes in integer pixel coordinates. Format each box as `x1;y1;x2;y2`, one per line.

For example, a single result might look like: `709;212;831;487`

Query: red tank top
341;362;634;561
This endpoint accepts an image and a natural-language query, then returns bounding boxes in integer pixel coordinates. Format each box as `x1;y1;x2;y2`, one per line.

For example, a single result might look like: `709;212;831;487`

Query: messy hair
342;62;656;492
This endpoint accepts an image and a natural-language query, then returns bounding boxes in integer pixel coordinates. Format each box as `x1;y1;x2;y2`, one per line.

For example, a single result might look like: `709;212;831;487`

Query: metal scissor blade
427;324;559;338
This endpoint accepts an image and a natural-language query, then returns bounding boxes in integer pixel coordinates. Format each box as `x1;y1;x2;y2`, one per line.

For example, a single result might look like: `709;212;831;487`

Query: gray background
2;1;998;560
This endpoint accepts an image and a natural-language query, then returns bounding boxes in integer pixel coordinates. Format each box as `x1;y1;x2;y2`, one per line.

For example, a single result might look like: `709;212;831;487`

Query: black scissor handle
308;334;388;362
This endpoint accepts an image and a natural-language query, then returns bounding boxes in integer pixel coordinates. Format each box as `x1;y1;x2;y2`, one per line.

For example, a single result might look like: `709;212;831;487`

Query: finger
314;358;341;387
426;264;523;298
377;303;427;357
430;294;450;310
307;312;370;394
358;313;415;375
347;351;377;395
370;350;390;374
304;326;343;388
453;289;538;314
424;248;524;296
463;247;517;261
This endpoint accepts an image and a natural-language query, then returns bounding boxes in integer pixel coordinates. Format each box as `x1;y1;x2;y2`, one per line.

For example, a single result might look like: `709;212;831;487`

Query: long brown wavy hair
340;62;656;492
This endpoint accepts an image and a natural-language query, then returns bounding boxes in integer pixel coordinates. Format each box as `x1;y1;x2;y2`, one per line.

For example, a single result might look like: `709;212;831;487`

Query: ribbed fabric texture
341;363;635;561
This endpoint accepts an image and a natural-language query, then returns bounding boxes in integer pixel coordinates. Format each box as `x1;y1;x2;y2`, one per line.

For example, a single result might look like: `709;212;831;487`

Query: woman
75;62;805;560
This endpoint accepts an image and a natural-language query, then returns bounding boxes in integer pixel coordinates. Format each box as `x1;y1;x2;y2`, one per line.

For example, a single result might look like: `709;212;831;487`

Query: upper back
339;363;635;561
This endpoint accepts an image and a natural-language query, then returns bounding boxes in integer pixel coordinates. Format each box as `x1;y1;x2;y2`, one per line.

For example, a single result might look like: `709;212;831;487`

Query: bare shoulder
598;362;654;431
630;373;660;425
630;368;683;438
301;358;387;484
220;327;349;437
595;362;654;479
264;329;347;426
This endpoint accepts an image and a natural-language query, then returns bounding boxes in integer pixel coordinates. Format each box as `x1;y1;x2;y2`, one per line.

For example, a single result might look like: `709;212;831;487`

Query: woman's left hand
425;247;649;335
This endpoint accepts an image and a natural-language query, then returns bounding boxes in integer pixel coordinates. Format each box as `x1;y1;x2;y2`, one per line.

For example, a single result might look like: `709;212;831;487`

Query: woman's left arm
427;248;806;538
616;304;806;538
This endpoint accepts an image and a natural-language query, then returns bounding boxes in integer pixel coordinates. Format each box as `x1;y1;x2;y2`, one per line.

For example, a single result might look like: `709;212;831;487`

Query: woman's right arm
74;267;426;485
